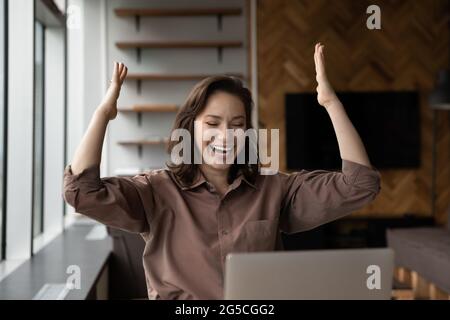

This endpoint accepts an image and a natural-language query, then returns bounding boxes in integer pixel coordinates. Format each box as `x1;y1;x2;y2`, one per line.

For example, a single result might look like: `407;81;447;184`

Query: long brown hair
166;75;260;185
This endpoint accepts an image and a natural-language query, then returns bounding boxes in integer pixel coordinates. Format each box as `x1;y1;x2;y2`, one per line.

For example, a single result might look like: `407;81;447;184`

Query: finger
118;62;124;77
319;45;326;73
314;46;320;76
111;62;118;81
119;64;125;79
116;62;123;83
316;46;326;76
315;43;322;64
120;66;128;82
314;44;317;60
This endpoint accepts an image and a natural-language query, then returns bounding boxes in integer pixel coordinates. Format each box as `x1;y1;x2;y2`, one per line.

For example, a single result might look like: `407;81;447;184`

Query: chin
201;143;239;171
206;163;232;171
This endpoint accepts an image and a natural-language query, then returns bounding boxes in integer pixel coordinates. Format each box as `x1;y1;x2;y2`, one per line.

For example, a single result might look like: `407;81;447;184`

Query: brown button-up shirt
62;159;381;300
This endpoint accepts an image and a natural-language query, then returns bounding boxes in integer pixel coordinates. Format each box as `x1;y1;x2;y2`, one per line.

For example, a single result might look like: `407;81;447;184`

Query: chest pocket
233;219;279;252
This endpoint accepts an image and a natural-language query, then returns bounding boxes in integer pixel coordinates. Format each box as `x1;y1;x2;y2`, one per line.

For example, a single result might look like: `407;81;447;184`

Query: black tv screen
285;91;421;170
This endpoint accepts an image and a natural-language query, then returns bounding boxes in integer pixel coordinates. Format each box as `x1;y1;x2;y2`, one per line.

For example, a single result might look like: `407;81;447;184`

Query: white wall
65;0;106;166
66;0;85;187
82;0;104;126
65;0;106;219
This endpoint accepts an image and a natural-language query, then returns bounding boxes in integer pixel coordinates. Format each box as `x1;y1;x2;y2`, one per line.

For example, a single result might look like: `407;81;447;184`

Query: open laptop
224;248;394;300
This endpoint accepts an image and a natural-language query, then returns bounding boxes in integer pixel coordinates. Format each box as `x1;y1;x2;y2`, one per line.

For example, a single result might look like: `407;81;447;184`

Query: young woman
63;43;381;300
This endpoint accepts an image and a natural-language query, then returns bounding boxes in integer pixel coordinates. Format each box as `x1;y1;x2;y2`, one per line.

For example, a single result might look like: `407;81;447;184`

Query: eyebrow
205;115;245;120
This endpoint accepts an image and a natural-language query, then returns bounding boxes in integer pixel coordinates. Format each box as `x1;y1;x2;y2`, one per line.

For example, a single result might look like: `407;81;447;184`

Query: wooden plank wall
257;0;450;223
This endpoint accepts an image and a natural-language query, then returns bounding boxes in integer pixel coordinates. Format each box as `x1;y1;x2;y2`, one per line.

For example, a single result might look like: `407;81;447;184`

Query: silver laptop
224;248;394;300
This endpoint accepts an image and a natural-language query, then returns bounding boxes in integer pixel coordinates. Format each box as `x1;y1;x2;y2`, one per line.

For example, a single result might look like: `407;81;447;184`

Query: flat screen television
285;91;421;170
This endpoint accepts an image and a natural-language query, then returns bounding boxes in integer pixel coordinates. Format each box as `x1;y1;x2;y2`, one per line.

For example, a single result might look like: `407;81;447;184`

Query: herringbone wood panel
257;0;450;223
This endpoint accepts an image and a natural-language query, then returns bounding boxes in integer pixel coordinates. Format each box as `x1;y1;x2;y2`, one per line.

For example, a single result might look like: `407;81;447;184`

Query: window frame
31;19;46;242
62;0;67;218
0;0;8;261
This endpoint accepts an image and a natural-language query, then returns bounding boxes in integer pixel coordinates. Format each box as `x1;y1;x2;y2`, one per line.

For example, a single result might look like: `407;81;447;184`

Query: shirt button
221;230;228;235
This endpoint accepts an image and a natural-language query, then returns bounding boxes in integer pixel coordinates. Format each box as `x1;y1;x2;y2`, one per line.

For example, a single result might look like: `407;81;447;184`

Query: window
3;0;66;259
32;20;45;239
32;0;67;253
0;0;6;260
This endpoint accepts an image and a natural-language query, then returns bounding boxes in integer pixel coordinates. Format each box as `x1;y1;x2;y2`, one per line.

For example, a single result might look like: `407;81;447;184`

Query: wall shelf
118;138;170;158
118;104;179;126
127;73;243;80
114;7;242;31
116;40;243;63
116;40;242;49
118;104;179;112
114;8;242;17
117;139;169;146
126;73;244;94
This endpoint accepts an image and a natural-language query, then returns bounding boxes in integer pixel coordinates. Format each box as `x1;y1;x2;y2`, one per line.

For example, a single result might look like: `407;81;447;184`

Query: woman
63;43;381;300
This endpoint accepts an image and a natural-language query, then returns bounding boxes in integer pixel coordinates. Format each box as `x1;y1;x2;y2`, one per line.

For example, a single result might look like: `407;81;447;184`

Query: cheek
193;124;207;152
235;130;246;153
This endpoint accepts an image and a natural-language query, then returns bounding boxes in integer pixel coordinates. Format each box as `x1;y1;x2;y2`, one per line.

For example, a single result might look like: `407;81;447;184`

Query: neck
199;164;230;190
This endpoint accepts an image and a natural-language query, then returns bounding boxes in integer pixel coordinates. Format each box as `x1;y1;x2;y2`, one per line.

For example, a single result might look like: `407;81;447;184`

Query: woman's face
194;91;247;171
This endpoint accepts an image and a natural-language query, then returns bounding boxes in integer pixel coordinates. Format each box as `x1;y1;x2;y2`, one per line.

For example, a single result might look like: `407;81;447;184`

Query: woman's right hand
98;62;128;121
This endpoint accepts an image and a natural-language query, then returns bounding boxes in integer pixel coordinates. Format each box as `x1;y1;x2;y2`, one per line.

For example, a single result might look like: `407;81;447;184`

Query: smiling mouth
208;144;233;154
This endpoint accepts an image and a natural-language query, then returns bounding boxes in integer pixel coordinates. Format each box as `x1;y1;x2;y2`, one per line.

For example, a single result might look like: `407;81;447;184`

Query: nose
214;124;237;146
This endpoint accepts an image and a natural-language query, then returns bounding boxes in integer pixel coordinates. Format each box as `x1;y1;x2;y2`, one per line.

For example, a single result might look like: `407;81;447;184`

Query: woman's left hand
314;43;338;109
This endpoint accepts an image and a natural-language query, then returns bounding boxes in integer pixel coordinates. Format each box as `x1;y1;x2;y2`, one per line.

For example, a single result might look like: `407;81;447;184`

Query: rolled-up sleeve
279;159;381;234
62;164;152;233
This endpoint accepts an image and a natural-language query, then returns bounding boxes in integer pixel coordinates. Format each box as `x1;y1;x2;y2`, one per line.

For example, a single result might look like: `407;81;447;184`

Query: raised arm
278;44;381;234
70;62;127;174
63;63;152;234
314;43;372;168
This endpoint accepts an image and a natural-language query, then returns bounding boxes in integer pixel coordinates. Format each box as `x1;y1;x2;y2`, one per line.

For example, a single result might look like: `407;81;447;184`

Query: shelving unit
114;7;242;31
110;3;249;170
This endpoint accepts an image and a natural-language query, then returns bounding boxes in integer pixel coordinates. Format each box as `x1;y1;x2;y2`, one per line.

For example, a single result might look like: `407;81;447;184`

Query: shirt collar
171;168;257;191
